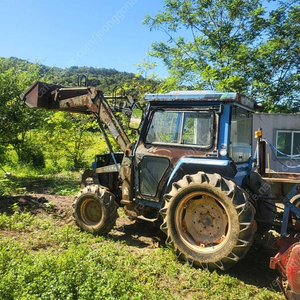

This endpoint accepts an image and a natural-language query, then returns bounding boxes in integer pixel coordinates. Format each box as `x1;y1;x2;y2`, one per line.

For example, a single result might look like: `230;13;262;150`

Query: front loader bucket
20;81;63;109
20;81;98;114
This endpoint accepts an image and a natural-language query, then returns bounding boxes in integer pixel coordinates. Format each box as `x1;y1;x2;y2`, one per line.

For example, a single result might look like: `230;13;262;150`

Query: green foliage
143;0;300;111
0;211;50;231
0;57;46;164
39;112;101;171
40;63;142;94
0;170;80;196
144;0;265;88
251;2;300;109
0;56;159;172
15;139;45;169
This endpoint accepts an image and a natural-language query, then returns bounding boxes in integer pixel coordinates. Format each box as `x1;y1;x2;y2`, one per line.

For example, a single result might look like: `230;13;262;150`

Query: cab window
145;110;214;148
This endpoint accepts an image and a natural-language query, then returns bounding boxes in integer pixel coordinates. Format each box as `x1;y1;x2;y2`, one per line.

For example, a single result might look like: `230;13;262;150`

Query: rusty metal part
175;191;230;251
123;203;142;219
182;195;228;245
21;81;132;151
21;81;134;203
20;81;63;108
98;96;132;151
270;238;300;299
81;169;96;188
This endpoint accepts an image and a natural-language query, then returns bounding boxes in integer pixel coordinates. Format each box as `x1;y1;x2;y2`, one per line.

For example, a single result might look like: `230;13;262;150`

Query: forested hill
3;56;146;94
0;56;158;171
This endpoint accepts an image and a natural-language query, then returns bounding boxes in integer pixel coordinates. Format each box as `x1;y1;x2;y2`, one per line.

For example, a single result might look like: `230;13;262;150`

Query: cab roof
144;90;255;110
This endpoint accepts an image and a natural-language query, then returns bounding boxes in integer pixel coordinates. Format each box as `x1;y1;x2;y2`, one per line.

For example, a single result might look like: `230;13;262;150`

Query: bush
18;142;45;169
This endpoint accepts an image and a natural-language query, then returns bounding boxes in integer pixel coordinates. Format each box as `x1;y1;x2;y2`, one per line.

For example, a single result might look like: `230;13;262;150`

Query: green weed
0;170;80;196
0;213;285;300
0;164;286;300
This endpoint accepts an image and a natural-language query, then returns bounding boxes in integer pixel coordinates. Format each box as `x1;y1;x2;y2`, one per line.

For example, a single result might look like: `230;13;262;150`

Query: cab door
134;108;215;202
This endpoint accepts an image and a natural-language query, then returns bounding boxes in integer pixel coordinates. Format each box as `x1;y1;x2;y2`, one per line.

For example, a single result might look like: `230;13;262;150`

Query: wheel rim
80;198;102;225
174;191;231;253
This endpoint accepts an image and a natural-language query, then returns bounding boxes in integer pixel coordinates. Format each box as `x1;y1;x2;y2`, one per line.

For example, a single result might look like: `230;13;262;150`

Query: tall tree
144;0;300;111
252;1;300;111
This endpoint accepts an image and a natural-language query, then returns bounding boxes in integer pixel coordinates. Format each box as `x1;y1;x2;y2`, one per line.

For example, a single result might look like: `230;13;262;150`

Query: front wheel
160;172;256;270
73;184;118;235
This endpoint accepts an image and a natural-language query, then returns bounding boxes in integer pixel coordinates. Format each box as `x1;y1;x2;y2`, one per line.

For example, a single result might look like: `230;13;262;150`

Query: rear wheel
73;184;118;235
291;194;300;211
160;172;256;270
290;194;300;228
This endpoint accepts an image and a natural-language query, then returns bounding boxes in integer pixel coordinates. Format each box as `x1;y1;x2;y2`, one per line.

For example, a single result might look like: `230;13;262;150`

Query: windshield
145;110;214;148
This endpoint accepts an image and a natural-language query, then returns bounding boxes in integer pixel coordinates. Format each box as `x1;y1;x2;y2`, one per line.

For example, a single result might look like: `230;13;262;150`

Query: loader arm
21;81;135;202
21;81;132;151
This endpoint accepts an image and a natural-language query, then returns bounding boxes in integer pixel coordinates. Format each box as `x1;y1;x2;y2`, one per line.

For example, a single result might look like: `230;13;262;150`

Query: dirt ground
0;193;282;294
0;193;165;249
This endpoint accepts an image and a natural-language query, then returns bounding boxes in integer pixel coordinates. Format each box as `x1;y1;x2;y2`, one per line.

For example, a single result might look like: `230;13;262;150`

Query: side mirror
129;108;143;129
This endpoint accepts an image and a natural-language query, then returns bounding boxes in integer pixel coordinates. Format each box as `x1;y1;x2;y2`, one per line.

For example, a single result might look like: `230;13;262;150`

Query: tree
143;0;300;111
41;112;100;171
252;1;300;111
0;57;47;166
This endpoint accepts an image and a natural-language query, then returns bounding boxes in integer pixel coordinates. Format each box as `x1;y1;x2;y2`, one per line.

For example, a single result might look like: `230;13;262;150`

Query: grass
0;169;285;300
0;169;80;196
0;211;285;300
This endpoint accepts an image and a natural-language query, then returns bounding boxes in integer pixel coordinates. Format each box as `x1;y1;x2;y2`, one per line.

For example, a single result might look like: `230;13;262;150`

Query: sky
0;0;170;77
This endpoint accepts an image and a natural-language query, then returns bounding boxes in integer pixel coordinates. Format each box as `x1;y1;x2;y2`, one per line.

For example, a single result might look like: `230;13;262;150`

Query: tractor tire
73;184;118;235
290;194;300;223
160;172;256;271
291;194;300;210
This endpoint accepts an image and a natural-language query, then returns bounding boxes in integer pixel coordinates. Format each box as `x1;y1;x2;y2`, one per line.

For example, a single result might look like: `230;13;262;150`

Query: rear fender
164;158;237;194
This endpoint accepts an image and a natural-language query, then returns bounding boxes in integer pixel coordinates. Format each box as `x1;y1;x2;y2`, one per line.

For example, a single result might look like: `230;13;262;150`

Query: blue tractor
21;83;274;272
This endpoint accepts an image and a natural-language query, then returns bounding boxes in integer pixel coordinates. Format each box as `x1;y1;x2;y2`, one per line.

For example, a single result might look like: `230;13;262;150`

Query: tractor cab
132;90;255;208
